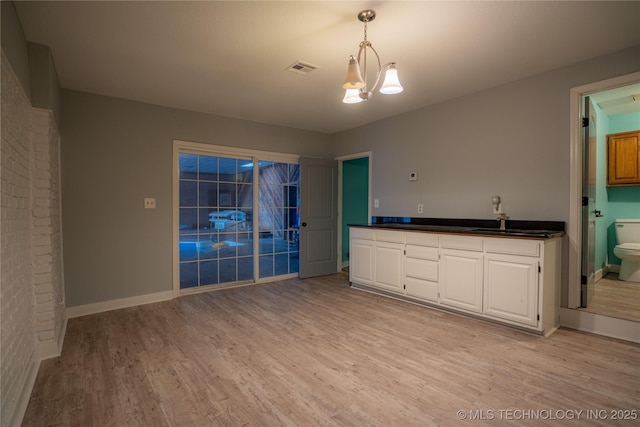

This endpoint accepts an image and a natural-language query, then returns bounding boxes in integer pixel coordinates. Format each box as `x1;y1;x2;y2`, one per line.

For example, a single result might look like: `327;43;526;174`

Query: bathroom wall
606;111;640;266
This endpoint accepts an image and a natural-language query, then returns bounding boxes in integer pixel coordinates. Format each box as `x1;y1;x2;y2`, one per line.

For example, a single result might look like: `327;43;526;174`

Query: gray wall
1;2;62;127
1;1;31;99
61;90;332;307
28;42;61;125
332;45;640;305
333;46;640;221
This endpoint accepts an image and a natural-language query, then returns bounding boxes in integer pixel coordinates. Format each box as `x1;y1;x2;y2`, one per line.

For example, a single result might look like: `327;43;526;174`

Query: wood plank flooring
579;273;640;322
23;273;640;426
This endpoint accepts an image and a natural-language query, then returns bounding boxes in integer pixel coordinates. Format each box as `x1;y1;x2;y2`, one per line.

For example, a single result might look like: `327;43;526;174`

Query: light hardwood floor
23;273;640;426
579;273;640;322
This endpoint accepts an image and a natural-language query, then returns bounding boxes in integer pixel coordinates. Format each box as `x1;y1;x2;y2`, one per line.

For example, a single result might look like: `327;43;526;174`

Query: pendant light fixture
342;9;403;104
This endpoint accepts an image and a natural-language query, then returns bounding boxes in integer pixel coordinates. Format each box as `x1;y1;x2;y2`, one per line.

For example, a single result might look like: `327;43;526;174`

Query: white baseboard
341;261;349;269
560;307;640;343
37;316;68;360
11;313;68;426
66;290;174;318
8;351;40;427
595;268;604;282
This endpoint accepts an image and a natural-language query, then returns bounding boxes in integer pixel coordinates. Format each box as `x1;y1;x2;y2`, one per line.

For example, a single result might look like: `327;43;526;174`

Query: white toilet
613;219;640;282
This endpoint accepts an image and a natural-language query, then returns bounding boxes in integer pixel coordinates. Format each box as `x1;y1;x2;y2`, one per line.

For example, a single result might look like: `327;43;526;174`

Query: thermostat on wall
409;172;418;181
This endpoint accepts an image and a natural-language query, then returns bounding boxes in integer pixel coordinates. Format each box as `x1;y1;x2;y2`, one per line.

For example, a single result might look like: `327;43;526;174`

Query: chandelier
342;9;403;104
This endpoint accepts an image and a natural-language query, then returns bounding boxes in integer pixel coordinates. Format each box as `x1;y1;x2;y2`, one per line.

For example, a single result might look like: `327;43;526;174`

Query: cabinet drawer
405;276;438;302
376;229;405;243
350;227;375;240
405;257;438;282
406;232;438;247
406;244;438;261
485;238;540;257
440;235;483;252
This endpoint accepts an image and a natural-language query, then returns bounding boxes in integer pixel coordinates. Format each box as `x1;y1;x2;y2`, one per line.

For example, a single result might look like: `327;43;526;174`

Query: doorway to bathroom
572;75;640;323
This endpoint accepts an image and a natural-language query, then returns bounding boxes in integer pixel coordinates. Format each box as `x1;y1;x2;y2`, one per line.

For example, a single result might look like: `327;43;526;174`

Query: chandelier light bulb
343;88;364;104
379;64;403;94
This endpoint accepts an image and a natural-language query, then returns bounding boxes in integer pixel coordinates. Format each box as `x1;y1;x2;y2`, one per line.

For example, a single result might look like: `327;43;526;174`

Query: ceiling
590;83;640;116
14;1;640;134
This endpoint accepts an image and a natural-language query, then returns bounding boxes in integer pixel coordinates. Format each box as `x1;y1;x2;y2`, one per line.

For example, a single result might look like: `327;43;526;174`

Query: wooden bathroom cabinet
607;130;640;186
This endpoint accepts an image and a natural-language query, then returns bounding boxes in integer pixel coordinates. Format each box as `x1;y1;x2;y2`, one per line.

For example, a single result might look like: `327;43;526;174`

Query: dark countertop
349;217;565;239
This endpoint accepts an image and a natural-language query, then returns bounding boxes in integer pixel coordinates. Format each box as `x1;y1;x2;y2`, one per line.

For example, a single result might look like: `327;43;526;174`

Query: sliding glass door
176;143;299;291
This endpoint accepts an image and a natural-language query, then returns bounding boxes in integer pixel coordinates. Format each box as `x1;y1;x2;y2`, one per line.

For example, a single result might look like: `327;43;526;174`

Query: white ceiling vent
286;61;320;75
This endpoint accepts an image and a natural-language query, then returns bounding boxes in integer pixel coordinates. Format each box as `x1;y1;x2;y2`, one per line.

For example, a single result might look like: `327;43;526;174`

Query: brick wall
31;109;64;348
1;52;65;426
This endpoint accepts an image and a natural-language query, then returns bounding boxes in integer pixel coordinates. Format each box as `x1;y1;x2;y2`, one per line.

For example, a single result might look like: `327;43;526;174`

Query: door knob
301;222;307;227
593;210;603;217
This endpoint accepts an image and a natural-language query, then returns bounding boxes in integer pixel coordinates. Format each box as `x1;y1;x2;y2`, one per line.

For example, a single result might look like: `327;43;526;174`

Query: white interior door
581;96;596;307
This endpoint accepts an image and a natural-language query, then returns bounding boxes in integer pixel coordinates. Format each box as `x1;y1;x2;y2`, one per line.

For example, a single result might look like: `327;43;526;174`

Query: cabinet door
607;131;640;185
440;249;483;313
374;241;405;293
350;238;375;286
484;254;538;326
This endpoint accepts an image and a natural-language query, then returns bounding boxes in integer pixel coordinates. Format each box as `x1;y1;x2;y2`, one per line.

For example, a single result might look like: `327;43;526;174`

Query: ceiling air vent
286;61;320;75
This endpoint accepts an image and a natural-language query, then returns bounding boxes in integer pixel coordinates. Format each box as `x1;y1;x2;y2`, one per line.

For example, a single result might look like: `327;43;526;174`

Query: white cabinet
484;254;539;326
439;235;484;313
374;241;405;292
440;249;484;313
405;233;439;302
349;227;404;294
350;238;375;286
348;226;561;336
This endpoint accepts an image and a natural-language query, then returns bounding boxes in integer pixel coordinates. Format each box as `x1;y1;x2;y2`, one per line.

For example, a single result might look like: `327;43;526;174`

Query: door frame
567;71;640;308
336;151;372;272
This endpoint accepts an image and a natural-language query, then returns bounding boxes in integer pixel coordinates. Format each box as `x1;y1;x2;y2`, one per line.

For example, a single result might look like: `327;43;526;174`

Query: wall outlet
409;172;418;181
374;199;380;208
418;203;424;213
144;197;156;209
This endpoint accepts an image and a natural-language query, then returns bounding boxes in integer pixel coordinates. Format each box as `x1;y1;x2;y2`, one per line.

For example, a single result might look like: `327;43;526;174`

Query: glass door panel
258;162;300;278
179;153;253;289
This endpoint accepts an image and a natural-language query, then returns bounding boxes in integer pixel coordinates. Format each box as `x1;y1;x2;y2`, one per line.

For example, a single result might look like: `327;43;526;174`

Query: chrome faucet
497;212;508;230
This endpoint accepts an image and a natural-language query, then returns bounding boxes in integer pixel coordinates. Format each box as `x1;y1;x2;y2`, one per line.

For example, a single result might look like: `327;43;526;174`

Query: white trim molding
66;290;174;319
8;352;40;427
560;308;640;343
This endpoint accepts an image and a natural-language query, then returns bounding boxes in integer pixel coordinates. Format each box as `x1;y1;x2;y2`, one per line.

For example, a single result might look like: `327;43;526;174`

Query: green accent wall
342;157;369;263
